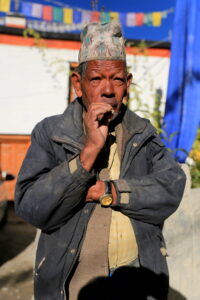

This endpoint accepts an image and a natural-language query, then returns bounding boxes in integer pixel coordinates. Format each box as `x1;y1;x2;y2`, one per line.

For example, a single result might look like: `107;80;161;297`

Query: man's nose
102;80;115;98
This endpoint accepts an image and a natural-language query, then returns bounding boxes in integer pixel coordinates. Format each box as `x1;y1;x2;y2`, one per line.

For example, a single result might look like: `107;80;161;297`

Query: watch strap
104;180;112;194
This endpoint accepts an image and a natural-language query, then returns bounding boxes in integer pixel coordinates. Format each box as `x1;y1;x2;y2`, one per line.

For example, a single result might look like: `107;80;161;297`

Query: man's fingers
86;104;114;124
97;109;115;121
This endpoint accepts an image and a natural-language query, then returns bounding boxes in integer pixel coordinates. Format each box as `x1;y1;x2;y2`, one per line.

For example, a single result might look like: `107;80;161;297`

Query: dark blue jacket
15;99;186;300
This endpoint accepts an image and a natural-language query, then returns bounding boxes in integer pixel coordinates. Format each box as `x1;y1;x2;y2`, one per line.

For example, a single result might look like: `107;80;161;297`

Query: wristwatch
99;181;113;207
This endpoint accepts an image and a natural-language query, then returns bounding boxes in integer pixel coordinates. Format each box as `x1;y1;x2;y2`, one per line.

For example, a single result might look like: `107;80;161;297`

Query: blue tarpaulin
163;0;200;162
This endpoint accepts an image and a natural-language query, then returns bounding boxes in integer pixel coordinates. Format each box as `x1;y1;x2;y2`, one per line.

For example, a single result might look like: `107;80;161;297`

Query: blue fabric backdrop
162;0;200;162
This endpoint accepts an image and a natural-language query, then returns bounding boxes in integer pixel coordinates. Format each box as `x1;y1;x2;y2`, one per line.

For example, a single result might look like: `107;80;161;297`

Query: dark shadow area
168;287;187;300
0;202;36;266
0;201;8;226
78;266;187;300
0;269;33;287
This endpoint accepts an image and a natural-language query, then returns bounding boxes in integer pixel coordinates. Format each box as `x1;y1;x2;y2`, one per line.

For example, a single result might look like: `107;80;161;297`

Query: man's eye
114;77;124;82
91;77;100;81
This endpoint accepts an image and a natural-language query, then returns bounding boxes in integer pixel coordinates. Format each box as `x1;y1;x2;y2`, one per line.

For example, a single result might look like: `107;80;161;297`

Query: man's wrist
80;144;101;171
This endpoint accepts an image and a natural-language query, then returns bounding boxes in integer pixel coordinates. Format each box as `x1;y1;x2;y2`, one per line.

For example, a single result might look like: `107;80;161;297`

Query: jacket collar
122;105;148;136
51;98;152;149
51;98;85;150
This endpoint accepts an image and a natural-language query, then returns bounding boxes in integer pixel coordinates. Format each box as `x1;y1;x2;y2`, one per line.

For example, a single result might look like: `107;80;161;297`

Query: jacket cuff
111;179;131;206
68;155;95;185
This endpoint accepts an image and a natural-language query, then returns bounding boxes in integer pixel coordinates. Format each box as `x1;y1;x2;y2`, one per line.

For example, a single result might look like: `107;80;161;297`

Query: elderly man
15;22;186;300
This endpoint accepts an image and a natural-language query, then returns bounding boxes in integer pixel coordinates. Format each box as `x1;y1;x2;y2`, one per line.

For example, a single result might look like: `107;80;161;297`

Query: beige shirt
108;132;138;269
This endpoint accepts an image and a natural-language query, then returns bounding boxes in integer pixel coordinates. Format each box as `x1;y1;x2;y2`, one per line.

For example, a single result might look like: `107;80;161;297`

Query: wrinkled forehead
75;59;129;80
87;60;126;72
78;60;127;77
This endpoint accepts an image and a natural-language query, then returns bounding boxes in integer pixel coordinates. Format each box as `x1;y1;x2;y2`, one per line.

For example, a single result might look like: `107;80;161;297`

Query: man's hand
85;180;105;202
85;180;117;205
84;103;114;149
80;103;114;171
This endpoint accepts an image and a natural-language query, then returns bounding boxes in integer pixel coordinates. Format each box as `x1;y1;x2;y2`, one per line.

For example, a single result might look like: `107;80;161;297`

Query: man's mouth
101;98;118;108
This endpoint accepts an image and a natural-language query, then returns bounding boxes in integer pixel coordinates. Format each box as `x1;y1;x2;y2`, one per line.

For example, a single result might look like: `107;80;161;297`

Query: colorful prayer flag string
1;1;174;29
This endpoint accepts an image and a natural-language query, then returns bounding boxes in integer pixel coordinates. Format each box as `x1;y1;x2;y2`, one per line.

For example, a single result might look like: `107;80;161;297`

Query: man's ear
127;73;133;89
123;73;132;99
71;72;82;97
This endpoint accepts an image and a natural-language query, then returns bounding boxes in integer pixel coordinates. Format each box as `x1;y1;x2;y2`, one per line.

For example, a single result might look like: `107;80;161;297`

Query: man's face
73;60;132;114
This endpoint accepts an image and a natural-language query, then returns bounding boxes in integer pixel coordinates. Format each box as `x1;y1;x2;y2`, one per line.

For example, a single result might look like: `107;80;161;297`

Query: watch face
101;195;113;206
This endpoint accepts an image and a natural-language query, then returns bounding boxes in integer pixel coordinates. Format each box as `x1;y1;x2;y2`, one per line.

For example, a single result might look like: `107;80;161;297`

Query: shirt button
70;249;76;254
60;290;64;295
84;209;89;214
160;247;168;257
133;143;138;147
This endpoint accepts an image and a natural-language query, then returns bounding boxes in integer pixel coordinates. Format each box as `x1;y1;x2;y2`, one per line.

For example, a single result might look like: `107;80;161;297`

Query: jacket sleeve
15;121;95;232
111;135;187;225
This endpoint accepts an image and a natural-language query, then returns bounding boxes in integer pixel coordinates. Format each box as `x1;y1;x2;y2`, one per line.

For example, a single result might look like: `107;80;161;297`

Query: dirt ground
0;202;36;300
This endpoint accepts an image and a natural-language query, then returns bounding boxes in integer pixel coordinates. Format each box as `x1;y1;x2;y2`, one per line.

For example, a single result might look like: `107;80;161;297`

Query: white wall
127;54;170;120
0;44;78;134
0;43;169;134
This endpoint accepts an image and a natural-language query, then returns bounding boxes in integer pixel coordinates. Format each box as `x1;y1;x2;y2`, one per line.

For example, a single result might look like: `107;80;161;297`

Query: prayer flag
53;7;63;22
5;15;26;28
126;13;136;27
21;1;32;17
0;0;10;13
144;13;152;26
43;6;52;22
119;13;126;26
0;17;5;25
45;21;52;32
38;21;46;31
82;10;91;23
110;12;119;22
27;20;34;29
31;20;40;30
73;10;82;24
32;3;43;18
100;12;110;23
91;11;100;22
63;8;73;24
135;13;144;26
162;11;167;19
152;12;162;26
